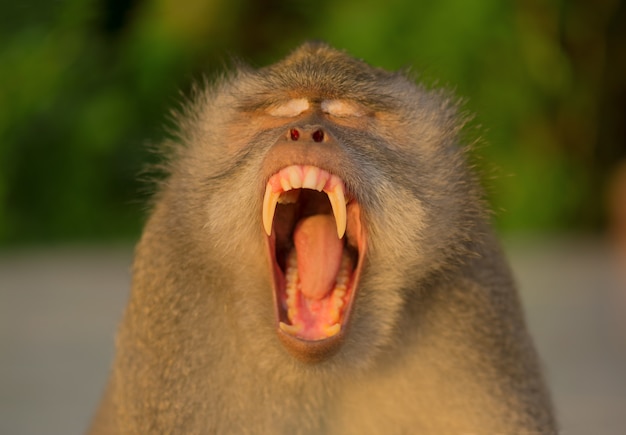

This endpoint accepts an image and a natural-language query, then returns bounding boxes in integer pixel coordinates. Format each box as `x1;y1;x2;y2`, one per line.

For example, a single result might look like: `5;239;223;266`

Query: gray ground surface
1;236;625;434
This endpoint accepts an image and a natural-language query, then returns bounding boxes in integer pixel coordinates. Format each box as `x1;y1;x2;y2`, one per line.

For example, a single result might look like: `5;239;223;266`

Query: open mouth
263;165;366;344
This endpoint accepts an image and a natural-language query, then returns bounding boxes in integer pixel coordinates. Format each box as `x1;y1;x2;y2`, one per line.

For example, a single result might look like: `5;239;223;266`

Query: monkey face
174;43;474;366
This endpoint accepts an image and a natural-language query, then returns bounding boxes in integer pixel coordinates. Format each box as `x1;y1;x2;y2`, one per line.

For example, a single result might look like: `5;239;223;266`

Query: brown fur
89;42;556;434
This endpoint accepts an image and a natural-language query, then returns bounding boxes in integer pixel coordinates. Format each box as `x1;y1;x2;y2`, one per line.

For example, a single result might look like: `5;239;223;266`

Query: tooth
286;295;296;309
336;265;349;286
288;308;298;321
315;171;329;191
286;279;296;297
324;323;341;337
279;170;292;191
287;166;303;188
329;308;340;324
287;250;297;268
262;183;279;236
302;166;319;189
325;182;347;238
279;322;303;336
333;296;345;309
334;286;346;298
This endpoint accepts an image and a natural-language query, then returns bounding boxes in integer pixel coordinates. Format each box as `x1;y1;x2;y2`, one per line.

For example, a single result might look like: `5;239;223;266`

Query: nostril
312;129;324;142
290;129;300;141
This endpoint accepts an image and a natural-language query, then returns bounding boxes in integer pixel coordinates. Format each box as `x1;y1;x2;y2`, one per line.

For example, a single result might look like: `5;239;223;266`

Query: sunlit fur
89;42;556;434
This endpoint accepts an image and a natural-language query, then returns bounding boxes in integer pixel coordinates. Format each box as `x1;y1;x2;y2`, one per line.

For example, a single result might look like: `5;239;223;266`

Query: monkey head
166;42;479;366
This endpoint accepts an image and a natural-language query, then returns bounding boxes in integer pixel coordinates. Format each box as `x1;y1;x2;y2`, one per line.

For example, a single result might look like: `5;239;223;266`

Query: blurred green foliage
0;0;624;244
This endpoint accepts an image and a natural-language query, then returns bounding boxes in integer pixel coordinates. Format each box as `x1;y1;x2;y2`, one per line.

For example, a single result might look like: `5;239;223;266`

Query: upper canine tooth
262;183;279;236
325;181;347;238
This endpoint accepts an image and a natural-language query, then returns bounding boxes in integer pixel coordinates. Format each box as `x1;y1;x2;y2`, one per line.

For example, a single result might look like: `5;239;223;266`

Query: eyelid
267;98;309;117
321;100;365;118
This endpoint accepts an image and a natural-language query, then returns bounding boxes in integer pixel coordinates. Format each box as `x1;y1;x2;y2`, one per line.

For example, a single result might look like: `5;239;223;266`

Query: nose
288;126;326;143
265;123;342;172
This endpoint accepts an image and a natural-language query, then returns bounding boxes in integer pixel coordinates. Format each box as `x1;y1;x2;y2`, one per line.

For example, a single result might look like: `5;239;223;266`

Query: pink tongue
293;214;343;300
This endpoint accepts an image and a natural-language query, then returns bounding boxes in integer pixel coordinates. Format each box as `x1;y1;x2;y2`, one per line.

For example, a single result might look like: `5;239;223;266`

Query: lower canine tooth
279;322;303;335
324;323;341;337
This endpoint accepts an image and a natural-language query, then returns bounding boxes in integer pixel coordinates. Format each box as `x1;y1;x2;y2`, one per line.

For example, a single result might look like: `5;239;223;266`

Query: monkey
89;42;557;434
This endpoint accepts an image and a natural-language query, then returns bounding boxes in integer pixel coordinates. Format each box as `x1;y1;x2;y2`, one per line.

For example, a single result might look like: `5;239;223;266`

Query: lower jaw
269;251;366;363
276;325;346;363
275;284;353;362
267;203;366;361
278;248;353;341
